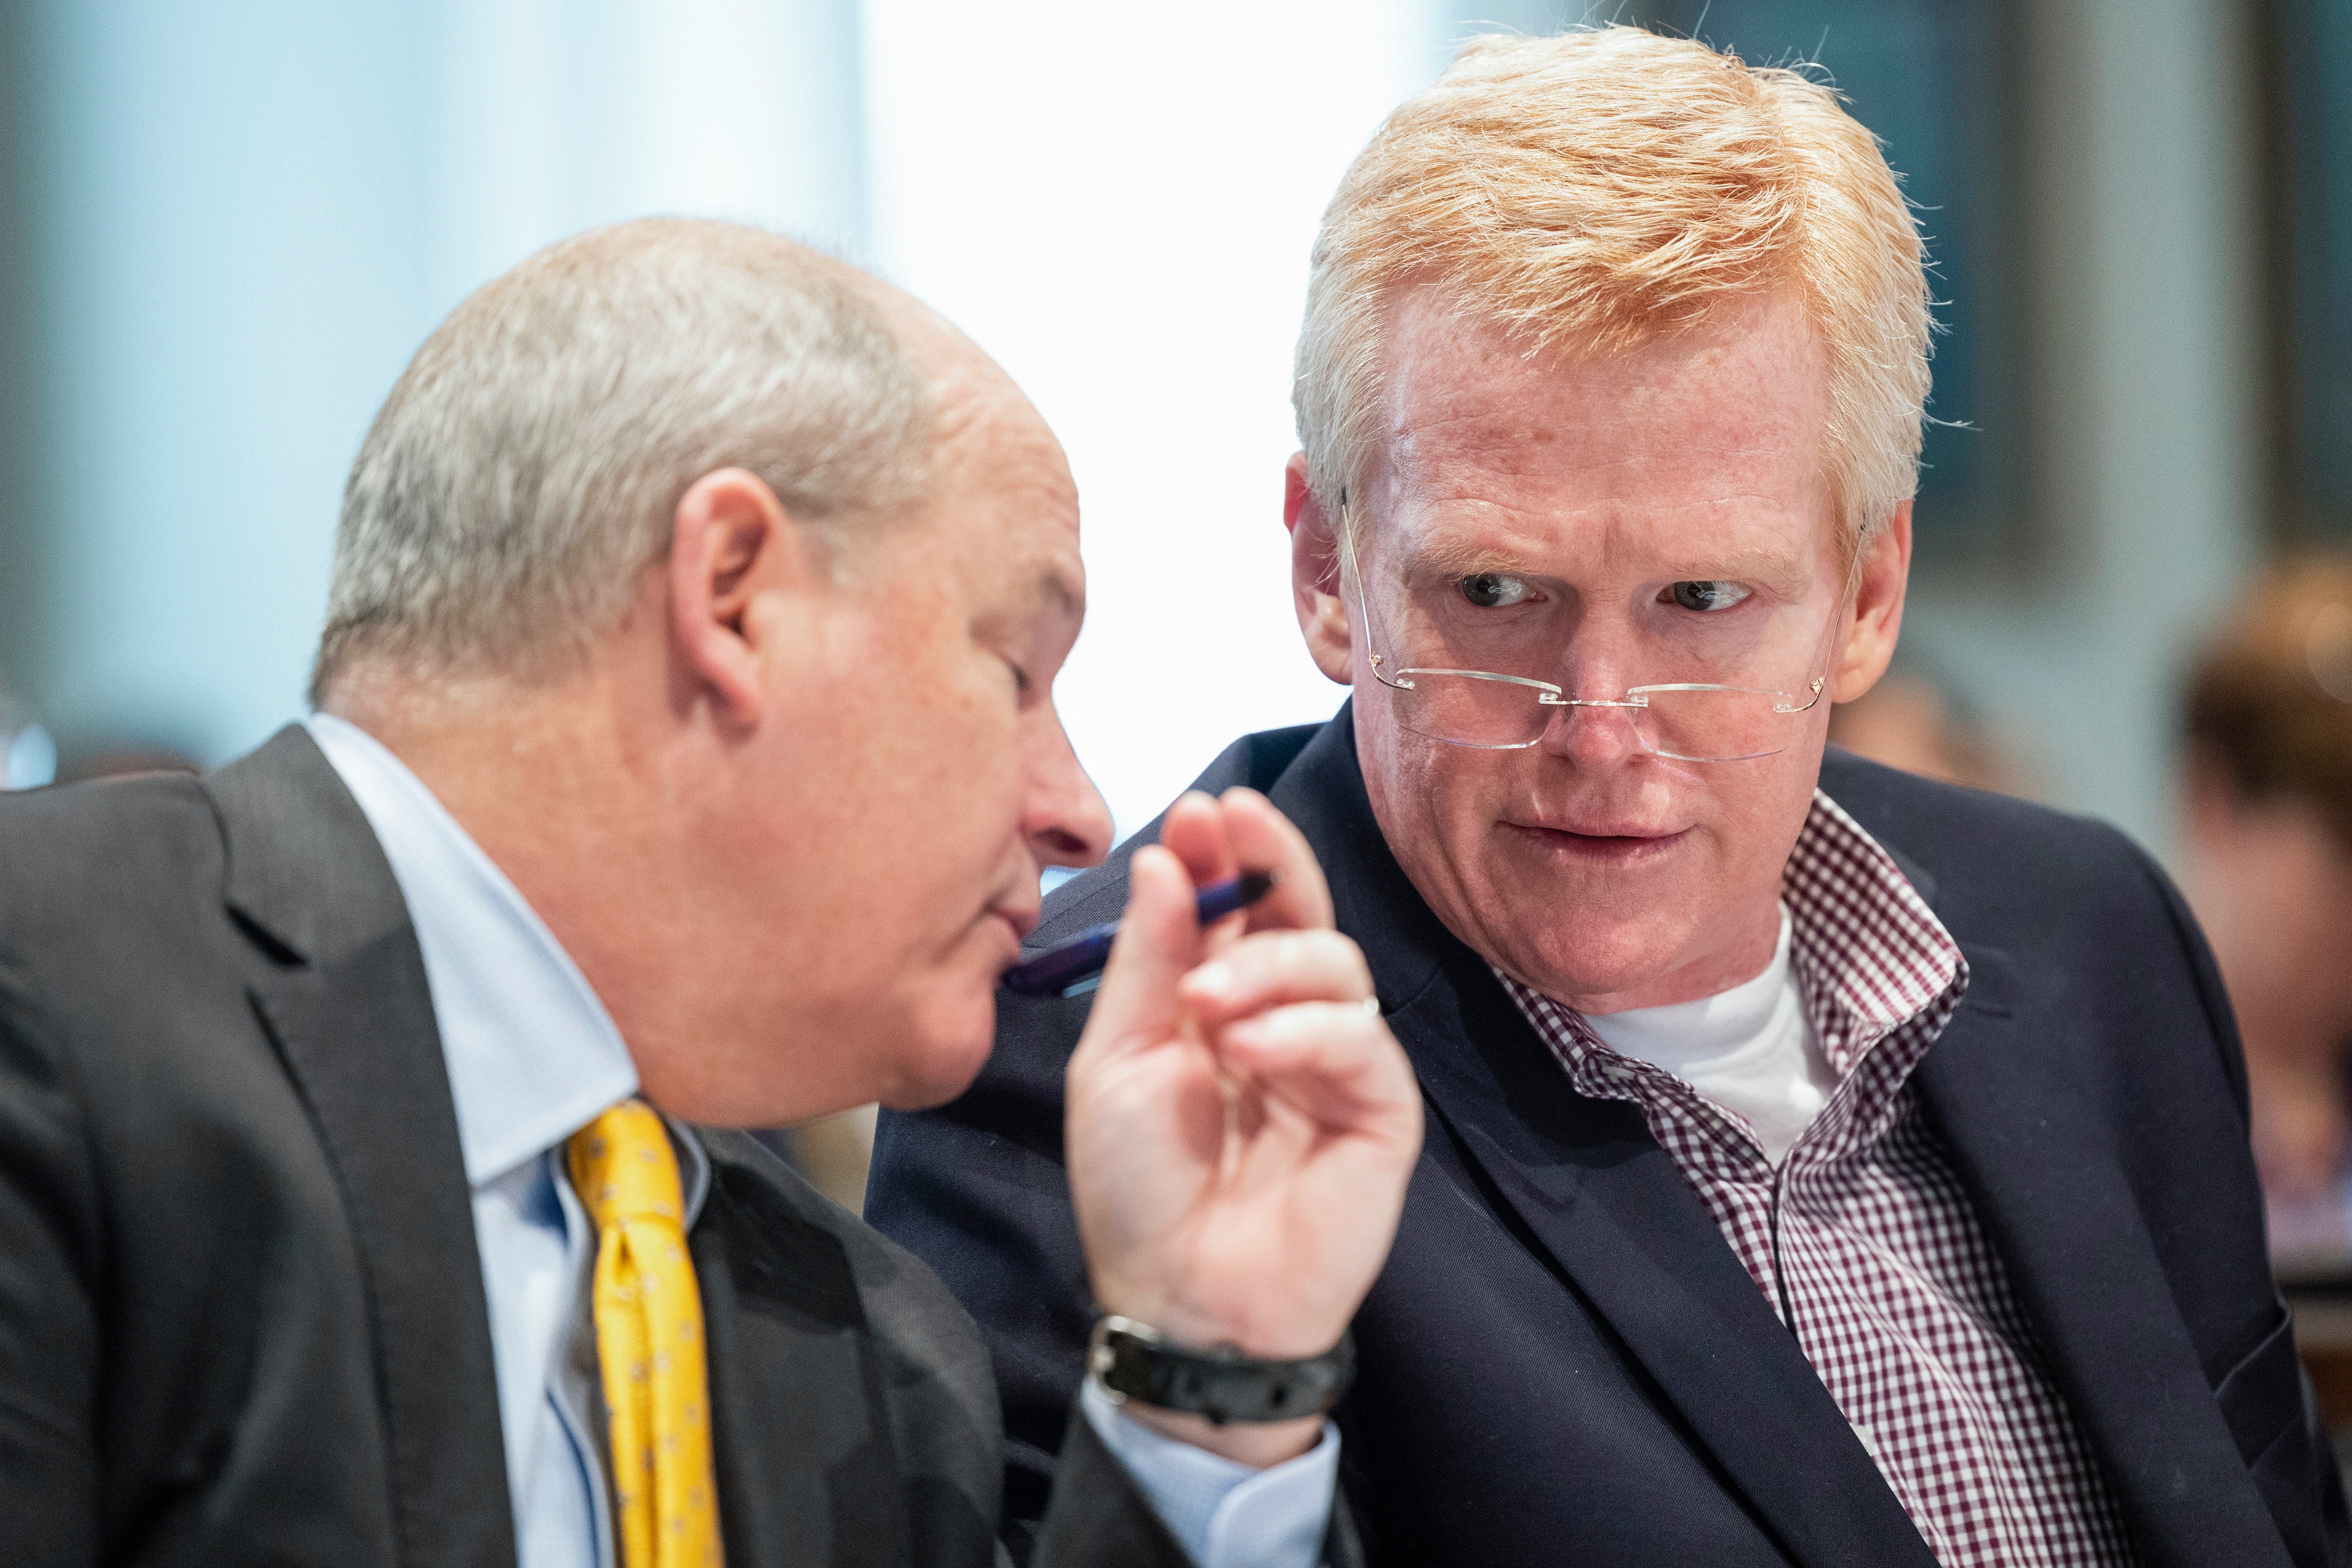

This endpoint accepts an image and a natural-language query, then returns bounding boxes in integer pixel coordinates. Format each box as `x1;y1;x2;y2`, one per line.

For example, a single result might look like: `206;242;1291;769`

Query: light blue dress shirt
306;715;1337;1568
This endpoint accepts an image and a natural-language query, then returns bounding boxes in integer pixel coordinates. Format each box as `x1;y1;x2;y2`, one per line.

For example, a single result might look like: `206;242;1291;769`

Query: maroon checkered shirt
1498;790;2137;1567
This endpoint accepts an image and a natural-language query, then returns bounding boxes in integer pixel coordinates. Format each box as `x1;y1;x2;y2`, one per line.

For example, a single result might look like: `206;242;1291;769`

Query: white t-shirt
1582;906;1837;1164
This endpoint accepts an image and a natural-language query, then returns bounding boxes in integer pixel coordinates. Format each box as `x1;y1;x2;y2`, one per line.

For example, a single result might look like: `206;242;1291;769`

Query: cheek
1407;751;1502;853
1357;710;1439;841
1652;752;1812;914
927;677;1025;842
1742;738;1828;848
784;620;1022;923
863;677;1030;954
1359;723;1509;894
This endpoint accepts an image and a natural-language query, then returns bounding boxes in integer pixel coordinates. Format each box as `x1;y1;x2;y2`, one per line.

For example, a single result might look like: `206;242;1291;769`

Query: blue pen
999;871;1279;998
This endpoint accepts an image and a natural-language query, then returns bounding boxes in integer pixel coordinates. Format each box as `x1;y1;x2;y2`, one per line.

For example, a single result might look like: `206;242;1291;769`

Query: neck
323;658;712;1110
1566;899;1785;1015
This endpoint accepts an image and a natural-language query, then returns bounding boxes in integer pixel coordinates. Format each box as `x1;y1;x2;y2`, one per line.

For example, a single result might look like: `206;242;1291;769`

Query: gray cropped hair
311;219;932;703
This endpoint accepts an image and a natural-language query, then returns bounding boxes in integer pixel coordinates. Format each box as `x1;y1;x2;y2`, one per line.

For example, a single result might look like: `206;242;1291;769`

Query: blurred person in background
2183;557;2352;1276
1827;652;2029;795
0;220;1422;1568
869;26;2347;1568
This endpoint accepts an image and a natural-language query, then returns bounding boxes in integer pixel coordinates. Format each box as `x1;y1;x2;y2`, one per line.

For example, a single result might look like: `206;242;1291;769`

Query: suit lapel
1275;711;1937;1568
693;1138;916;1568
1394;944;1940;1568
205;727;517;1568
1915;946;2293;1568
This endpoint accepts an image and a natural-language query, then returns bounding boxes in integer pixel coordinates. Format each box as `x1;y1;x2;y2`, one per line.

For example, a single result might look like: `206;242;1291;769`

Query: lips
1504;819;1690;864
1512;814;1678;839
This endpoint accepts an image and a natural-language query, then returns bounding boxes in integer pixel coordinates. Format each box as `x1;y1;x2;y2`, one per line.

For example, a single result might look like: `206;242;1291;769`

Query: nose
1538;640;1644;766
1024;703;1115;870
1538;699;1645;766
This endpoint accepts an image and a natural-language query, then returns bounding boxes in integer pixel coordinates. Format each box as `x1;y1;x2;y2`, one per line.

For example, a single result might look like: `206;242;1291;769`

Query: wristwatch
1087;1314;1356;1426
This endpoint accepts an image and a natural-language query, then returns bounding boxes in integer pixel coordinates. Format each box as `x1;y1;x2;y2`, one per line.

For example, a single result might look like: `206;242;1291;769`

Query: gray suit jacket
0;725;1299;1568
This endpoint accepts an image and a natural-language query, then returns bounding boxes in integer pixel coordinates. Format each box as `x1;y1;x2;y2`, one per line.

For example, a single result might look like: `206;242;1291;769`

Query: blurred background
2;0;2350;1316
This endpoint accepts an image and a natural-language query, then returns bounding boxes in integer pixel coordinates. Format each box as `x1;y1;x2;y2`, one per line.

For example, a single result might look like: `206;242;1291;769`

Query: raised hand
1064;787;1423;1464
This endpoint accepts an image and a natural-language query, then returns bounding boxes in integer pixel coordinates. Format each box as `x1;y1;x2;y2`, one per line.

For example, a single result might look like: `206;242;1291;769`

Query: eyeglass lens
1381;670;1806;759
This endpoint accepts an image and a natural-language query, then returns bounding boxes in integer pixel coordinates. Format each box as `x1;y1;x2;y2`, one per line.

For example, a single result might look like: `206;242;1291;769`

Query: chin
1494;906;1696;1005
873;973;1001;1111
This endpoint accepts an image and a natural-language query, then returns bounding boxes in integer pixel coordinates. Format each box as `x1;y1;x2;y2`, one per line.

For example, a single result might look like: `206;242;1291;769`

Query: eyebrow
1407;534;1811;596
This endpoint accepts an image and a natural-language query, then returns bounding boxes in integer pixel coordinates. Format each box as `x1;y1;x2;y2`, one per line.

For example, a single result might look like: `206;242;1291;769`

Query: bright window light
863;0;1446;838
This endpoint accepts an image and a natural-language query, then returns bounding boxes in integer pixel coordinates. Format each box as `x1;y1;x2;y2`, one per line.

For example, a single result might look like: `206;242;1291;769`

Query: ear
669;467;815;725
1284;452;1353;685
1829;499;1913;703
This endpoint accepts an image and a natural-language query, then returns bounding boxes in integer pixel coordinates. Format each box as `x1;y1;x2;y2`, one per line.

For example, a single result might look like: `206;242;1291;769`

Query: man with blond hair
870;26;2349;1567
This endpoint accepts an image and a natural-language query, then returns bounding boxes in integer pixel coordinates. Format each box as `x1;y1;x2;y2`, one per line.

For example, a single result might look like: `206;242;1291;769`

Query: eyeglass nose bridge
1537;693;1648;710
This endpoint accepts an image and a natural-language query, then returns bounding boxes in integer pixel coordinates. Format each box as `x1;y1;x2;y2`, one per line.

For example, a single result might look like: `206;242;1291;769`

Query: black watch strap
1087;1315;1356;1426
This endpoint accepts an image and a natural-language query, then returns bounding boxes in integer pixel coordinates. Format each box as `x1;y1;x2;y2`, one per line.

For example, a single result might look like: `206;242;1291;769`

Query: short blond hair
1296;25;1931;548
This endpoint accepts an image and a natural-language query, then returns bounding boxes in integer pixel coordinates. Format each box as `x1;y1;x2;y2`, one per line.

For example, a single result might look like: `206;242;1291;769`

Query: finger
1216;1002;1423;1139
1073;844;1201;1063
1156;792;1238;896
1178;929;1373;1029
1216;788;1334;931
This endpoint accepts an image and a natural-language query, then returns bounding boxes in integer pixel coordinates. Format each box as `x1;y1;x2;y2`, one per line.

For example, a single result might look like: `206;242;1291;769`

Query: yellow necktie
568;1100;723;1568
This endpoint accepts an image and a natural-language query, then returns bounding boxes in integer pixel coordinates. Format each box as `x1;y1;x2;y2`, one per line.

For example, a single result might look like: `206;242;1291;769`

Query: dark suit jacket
0;726;1279;1568
869;704;2352;1568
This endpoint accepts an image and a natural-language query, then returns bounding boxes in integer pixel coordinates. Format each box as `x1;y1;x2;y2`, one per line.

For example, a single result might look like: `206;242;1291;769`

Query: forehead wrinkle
1372;288;1840;554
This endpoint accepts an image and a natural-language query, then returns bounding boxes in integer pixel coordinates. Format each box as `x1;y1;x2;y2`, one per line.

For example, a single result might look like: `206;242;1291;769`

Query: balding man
0;222;1419;1567
870;27;2351;1568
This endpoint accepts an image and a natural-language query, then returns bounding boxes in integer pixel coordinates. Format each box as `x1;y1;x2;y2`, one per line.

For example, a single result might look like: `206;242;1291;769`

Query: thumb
1080;845;1201;1058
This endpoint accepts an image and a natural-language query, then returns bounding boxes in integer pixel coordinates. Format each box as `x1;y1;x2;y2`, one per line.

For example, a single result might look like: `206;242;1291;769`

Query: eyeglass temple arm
1337;503;1415;692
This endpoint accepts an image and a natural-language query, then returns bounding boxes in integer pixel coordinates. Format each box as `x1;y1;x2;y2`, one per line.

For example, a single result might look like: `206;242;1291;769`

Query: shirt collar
307;714;646;1190
1778;787;1967;1075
